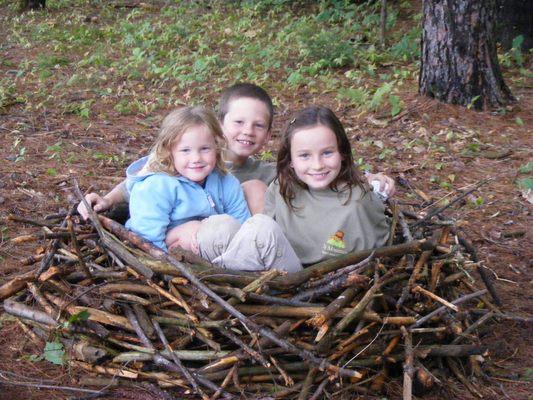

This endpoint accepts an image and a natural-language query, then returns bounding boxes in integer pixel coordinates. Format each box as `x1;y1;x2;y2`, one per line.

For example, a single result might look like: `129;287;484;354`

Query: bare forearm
103;180;128;206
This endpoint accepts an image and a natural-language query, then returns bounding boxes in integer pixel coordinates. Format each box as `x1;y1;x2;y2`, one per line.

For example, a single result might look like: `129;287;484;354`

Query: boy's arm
222;175;252;224
77;180;128;220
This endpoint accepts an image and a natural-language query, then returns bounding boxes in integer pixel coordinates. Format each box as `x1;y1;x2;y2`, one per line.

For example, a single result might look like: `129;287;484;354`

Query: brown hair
277;106;366;208
146;106;227;175
217;83;274;130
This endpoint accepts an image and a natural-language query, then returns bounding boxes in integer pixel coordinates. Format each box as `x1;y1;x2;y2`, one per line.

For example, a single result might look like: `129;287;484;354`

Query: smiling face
221;97;271;165
171;124;217;185
290;124;342;190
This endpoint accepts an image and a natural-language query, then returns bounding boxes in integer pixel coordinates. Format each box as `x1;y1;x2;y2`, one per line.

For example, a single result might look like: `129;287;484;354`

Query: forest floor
0;1;531;399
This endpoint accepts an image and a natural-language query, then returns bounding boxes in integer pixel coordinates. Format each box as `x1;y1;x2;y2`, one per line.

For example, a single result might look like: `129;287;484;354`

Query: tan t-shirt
264;181;390;265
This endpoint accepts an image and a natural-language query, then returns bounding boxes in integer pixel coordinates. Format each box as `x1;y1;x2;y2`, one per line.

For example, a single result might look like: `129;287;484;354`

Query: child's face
171;124;217;184
290;125;342;190
221;97;271;163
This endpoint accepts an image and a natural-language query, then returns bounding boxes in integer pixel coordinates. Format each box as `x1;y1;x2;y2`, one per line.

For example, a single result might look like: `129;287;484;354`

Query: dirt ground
0;10;532;400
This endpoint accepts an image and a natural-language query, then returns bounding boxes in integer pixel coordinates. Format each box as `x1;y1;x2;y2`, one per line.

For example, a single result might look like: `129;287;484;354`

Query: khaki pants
196;214;302;273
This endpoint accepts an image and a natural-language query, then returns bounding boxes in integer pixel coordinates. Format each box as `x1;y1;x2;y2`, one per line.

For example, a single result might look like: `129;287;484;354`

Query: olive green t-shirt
226;158;276;185
264;181;390;265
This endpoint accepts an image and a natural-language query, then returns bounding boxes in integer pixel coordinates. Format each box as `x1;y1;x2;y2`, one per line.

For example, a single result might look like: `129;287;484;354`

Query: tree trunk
419;0;514;110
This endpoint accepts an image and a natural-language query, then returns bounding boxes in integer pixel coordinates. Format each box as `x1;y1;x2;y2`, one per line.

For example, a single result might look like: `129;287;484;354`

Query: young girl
264;106;390;266
125;106;302;273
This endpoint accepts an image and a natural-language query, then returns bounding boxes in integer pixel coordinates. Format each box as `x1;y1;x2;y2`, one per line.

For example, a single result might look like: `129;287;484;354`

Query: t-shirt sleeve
263;181;277;219
126;176;176;251
221;174;251;224
362;191;390;247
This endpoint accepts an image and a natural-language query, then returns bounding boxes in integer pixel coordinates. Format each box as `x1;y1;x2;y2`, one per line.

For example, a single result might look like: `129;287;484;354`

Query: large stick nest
1;193;504;399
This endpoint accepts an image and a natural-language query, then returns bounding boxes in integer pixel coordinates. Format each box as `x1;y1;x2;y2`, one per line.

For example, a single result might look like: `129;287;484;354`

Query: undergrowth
1;0;423;118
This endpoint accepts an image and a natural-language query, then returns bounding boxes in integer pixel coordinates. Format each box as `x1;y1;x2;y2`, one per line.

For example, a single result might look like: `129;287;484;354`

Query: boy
78;83;395;218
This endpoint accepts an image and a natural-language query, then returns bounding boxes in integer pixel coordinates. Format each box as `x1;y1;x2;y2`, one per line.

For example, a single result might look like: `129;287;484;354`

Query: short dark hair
217;83;274;130
277;106;365;208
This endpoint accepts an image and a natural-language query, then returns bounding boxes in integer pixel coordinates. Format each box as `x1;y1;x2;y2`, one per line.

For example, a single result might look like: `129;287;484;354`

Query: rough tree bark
419;0;514;110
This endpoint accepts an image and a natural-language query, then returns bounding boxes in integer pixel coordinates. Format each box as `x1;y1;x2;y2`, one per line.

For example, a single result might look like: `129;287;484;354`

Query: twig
411;178;492;228
400;326;414;400
152;319;208;400
412;285;459;312
37;202;77;275
0;371;106;394
411;290;487;329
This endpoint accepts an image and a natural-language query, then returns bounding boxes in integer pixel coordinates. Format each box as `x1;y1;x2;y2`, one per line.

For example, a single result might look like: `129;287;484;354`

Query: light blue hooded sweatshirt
125;156;251;251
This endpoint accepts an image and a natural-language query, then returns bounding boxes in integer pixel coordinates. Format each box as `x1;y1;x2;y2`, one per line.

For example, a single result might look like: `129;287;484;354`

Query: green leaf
46;168;57;176
515;117;524;126
516;177;533;191
44;341;65;365
389;94;402;116
518;162;533;174
68;309;90;324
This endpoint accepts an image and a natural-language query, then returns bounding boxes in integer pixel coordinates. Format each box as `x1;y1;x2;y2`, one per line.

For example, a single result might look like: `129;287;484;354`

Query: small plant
518;162;533;174
337;87;370;107
43;340;65;365
114;99;134;115
63;100;93;119
0;226;9;242
258;150;275;161
46;141;63;160
12;136;26;162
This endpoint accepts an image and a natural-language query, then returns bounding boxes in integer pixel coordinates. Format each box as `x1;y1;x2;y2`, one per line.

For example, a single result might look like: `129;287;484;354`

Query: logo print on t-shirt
322;230;348;256
326;231;346;249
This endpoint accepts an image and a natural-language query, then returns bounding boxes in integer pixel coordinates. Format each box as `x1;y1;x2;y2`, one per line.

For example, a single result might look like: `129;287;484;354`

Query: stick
446;358;484;398
279;240;430;289
456;231;502;306
0;269;38;300
36;203;77;275
292;271;368;302
297;367;318;400
3;299;58;327
411;178;492;228
411;290;487;329
303;252;375;290
308;287;358;328
397;230;440;308
152;319;209;400
400;326;414;400
412;285;459;312
67;216;91;278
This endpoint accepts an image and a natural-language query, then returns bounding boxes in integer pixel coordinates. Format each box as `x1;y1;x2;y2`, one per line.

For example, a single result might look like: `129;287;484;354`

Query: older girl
264;106;390;265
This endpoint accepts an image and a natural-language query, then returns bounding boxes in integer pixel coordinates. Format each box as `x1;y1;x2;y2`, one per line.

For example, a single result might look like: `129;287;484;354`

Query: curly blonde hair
146;106;227;175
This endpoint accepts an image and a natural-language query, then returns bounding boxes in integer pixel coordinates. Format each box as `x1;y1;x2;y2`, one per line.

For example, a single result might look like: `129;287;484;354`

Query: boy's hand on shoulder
77;193;112;220
366;173;396;198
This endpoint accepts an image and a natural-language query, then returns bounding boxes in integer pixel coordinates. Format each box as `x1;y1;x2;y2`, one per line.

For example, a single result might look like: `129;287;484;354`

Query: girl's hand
366;173;396;197
77;193;112;220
